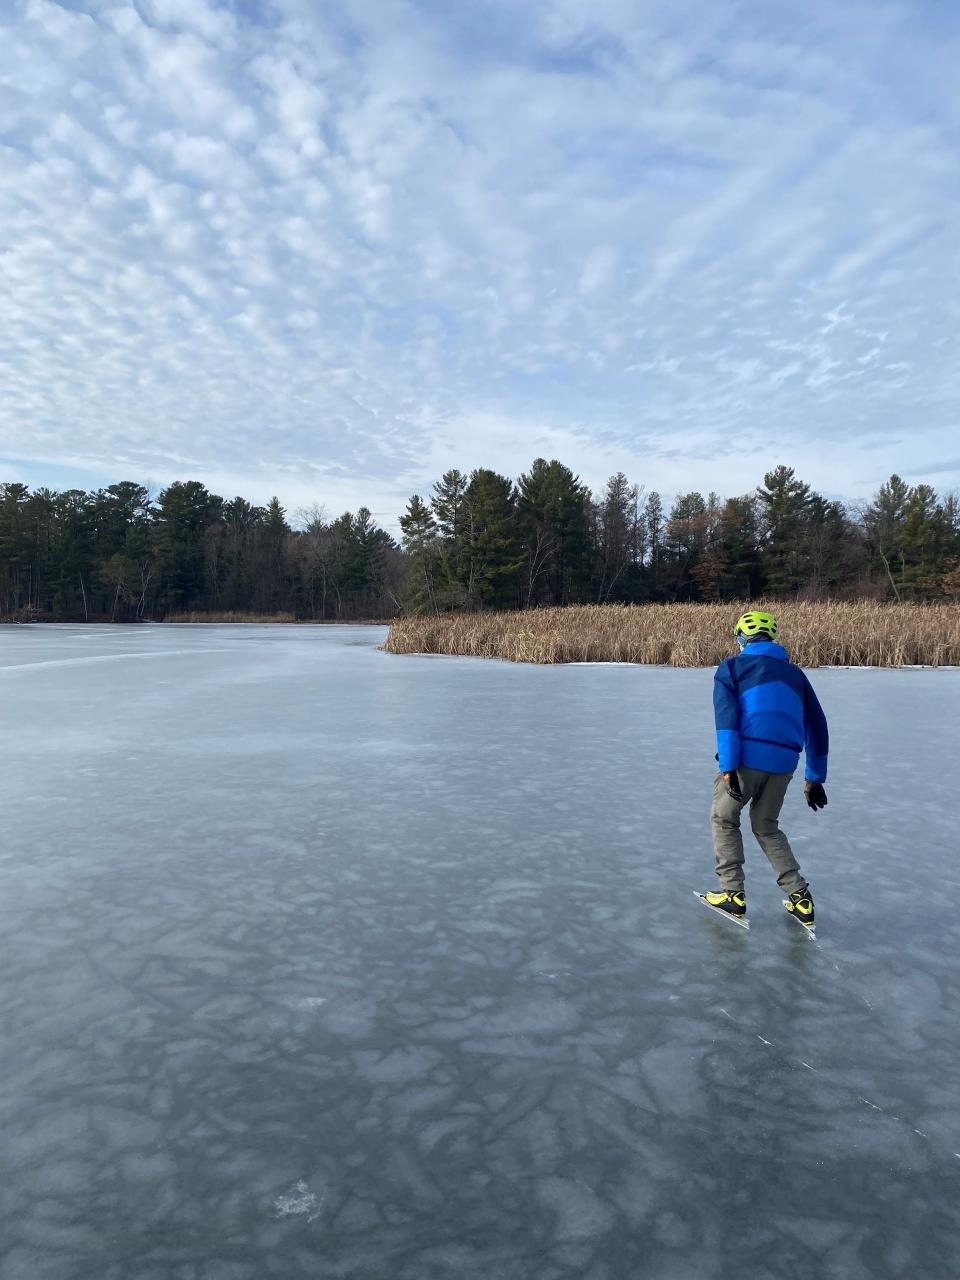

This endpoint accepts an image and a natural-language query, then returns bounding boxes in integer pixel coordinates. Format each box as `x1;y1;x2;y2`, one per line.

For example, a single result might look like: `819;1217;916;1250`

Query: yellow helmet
734;610;778;640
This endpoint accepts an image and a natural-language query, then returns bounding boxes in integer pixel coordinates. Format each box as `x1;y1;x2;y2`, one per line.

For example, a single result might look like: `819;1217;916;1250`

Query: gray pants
710;768;807;896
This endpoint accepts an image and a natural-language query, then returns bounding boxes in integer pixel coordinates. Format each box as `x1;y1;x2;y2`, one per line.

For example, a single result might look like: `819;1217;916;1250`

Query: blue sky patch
1;0;958;525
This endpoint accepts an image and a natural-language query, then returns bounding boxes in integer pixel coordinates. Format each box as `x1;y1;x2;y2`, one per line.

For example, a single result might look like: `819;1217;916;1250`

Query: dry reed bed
384;603;960;668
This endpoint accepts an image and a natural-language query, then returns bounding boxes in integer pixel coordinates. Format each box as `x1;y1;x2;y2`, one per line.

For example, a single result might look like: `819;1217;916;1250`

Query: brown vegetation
161;612;392;624
384;602;960;668
163;611;298;624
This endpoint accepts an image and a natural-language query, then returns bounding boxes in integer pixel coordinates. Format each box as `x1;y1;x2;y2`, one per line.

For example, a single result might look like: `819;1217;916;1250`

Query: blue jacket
713;641;828;782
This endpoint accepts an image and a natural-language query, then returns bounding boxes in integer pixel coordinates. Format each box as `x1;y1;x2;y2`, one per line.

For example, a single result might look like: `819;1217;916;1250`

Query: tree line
1;466;958;622
399;464;960;611
0;481;400;622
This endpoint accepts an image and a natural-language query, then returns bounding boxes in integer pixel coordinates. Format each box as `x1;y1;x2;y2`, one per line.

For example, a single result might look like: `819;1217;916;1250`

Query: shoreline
381;648;960;672
3;618;393;627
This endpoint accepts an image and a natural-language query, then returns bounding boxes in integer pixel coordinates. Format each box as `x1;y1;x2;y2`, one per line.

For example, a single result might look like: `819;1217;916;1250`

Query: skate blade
783;903;817;941
694;891;750;930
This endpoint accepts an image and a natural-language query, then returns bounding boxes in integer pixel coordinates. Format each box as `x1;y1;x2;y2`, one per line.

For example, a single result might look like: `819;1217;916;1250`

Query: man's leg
748;772;807;895
710;771;749;892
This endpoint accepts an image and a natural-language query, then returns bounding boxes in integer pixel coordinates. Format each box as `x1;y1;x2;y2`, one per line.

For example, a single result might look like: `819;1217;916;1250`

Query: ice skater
700;610;828;929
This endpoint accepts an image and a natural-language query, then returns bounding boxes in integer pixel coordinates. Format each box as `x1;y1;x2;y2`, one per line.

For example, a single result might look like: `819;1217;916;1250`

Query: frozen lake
2;623;959;1280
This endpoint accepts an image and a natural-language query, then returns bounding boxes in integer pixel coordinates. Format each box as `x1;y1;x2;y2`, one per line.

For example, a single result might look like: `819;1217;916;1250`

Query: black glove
723;771;743;801
805;781;828;811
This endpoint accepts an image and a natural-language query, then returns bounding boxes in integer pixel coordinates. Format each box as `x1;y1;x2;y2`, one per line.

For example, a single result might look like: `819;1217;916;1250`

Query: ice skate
695;889;749;929
784;888;815;931
705;888;746;916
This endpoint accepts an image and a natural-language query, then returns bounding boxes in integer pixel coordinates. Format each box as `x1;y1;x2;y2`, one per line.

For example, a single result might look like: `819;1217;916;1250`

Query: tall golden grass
384;602;960;668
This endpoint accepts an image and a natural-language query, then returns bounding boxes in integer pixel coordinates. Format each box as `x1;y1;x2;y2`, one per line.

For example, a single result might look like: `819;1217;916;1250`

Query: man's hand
804;781;828;811
723;771;743;800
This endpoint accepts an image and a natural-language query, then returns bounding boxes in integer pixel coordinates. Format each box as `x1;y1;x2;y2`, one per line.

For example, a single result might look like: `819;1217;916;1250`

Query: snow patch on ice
273;1180;325;1222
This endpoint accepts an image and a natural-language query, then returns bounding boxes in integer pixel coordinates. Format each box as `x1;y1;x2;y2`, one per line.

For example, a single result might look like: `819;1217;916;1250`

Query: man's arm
802;675;829;783
713;660;741;773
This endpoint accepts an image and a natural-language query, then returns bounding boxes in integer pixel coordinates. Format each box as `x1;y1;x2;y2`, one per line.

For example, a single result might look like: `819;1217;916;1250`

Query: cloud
1;0;959;522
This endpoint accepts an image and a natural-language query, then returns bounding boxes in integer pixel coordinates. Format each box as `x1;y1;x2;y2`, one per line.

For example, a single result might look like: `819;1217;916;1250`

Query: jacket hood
739;640;789;661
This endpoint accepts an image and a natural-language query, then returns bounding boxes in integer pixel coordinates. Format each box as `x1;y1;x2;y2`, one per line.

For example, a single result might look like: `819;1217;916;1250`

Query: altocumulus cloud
1;0;959;523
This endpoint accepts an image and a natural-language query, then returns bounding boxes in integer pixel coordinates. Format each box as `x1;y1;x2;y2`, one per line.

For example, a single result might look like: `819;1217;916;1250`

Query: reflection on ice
2;623;959;1279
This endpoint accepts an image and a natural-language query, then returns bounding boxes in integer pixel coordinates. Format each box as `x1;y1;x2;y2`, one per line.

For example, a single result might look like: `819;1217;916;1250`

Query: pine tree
0;483;33;615
430;469;469;601
805;495;848;598
595;472;641;602
900;484;944;598
717;496;762;599
862;475;910;600
464;469;525;608
93;482;151;559
259;496;291;610
53;489;96;620
354;507;394;598
664;492;707;600
757;466;812;595
940;494;960;598
399;495;439;613
517;458;590;606
216;497;259;609
152;481;224;611
942;492;960;553
24;487;57;612
325;513;355;617
644;491;664;600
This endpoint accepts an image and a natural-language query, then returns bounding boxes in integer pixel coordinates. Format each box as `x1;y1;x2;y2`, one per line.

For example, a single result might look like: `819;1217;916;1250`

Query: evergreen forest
1;465;958;622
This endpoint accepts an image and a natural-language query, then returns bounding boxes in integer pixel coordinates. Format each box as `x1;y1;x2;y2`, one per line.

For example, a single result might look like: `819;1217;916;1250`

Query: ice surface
2;622;959;1280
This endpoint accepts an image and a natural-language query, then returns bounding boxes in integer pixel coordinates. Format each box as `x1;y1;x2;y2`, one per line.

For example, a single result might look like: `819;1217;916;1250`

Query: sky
2;0;959;534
